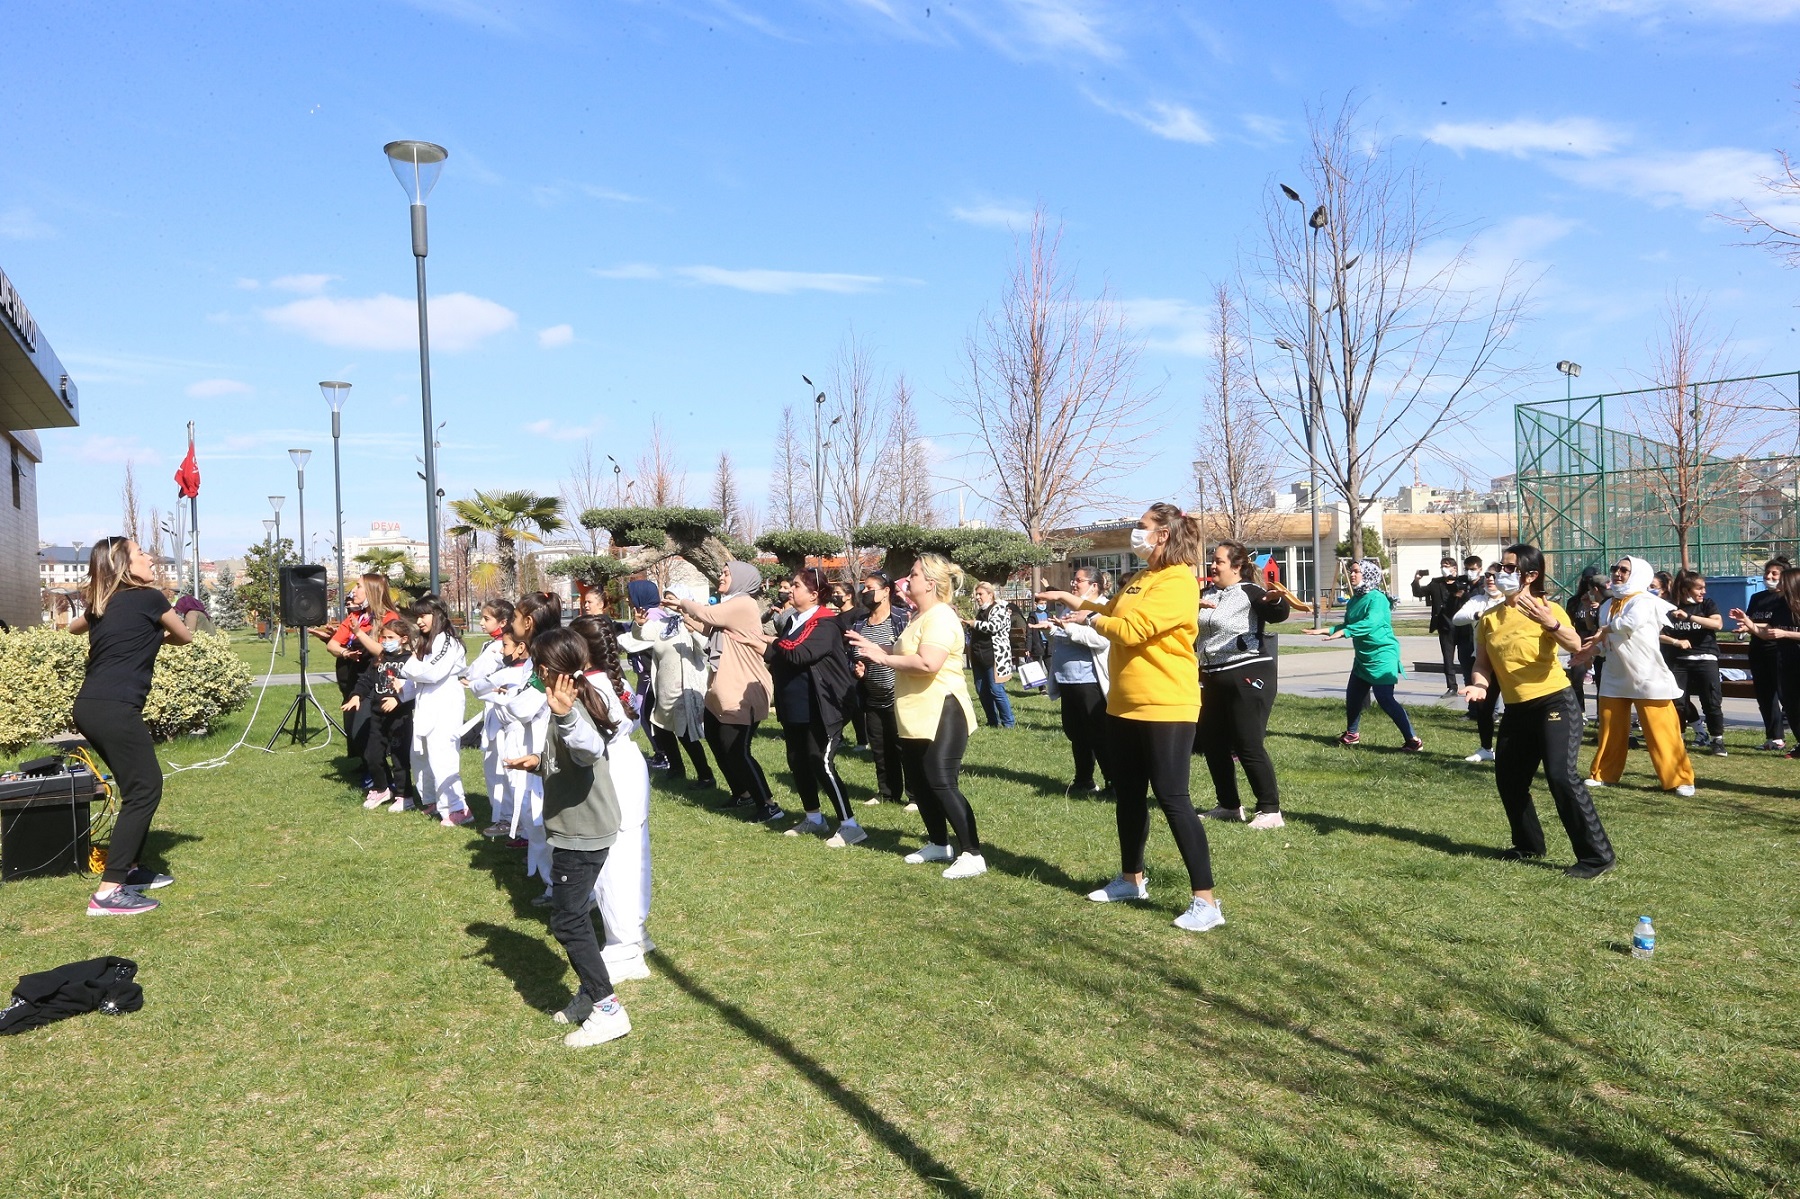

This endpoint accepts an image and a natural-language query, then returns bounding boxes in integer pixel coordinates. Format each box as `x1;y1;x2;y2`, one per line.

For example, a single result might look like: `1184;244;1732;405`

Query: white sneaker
1585;779;1607;789
1247;811;1286;830
604;952;651;983
1172;896;1226;933
783;815;828;838
562;995;632;1047
1674;784;1696;797
941;852;988;880
862;796;883;806
903;843;955;864
1464;748;1495;763
824;822;868;848
362;789;391;810
387;796;414;813
1086;874;1149;903
902;802;919;812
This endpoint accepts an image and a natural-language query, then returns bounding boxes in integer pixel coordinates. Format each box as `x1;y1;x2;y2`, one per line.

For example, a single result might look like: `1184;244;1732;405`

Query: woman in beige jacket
668;561;779;822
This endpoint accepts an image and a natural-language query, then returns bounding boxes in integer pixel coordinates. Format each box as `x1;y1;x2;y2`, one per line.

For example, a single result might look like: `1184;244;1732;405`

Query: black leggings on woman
364;709;414;797
1671;658;1724;740
1472;689;1498;751
899;697;979;852
72;698;163;886
1195;659;1279;813
1059;681;1112;789
1111;714;1213;891
1495;688;1613;867
704;712;771;804
1749;646;1786;742
650;723;715;784
782;720;852;820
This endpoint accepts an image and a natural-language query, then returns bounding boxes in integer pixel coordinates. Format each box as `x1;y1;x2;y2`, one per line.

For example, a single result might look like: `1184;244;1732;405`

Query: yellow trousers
1590;697;1694;790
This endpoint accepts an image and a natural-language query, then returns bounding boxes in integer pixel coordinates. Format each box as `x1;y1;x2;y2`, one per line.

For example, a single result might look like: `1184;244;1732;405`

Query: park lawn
2;681;1796;1198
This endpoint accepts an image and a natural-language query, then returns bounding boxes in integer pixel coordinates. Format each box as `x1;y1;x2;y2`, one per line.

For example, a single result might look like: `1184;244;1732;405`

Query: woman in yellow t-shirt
1463;543;1616;879
846;553;986;880
1038;502;1222;934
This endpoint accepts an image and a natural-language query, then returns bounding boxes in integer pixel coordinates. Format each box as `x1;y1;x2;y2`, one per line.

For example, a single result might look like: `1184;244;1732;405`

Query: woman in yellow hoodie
1038;502;1223;934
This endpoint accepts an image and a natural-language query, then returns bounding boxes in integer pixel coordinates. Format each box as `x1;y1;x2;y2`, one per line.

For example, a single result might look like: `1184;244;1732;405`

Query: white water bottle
1631;915;1655;960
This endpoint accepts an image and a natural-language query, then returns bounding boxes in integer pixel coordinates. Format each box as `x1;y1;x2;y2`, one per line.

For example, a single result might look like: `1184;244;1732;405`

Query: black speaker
279;564;329;626
1;798;91;881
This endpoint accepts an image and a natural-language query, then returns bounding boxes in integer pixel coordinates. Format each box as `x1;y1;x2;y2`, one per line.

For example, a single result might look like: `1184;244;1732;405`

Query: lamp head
319;381;352;412
263;519;276;533
1556;360;1582;378
1274;338;1295;352
383;141;448;205
289;448;313;471
1280;184;1301;203
269;495;285;513
1309;205;1328;230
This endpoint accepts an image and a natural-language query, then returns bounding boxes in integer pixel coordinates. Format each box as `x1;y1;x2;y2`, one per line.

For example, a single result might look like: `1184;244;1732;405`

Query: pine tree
712;451;744;542
209;565;246;629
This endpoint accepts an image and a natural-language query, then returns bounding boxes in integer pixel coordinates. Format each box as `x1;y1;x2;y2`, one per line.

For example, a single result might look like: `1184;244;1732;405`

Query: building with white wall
1;263;78;629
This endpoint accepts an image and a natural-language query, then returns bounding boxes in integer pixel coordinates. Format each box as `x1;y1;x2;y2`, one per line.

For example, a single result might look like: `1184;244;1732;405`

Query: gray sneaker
121;867;175;891
1173;896;1226;933
1199;806;1249;822
1086;874;1150;903
88;888;159;916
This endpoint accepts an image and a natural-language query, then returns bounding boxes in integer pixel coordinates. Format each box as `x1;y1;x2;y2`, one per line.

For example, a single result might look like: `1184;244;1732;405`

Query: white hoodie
1596;556;1680;701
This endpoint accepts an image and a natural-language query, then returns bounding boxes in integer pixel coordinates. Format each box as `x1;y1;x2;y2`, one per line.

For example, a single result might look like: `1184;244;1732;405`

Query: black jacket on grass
0;956;143;1035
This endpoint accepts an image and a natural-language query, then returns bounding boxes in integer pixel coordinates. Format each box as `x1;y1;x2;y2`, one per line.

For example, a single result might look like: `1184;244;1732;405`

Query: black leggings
899;697;979;852
1195;660;1279;813
1472;689;1498;751
1437;624;1474;688
649;723;714;783
1058;681;1112;788
1750;647;1786;741
1110;714;1213;892
1671;658;1724;739
705;712;771;804
1494;687;1613;868
72;697;162;886
364;709;414;796
862;702;907;801
782;720;852;820
550;846;614;1002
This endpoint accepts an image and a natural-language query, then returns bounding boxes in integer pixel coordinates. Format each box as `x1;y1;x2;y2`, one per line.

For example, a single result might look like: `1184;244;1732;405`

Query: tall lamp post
261;520;275;637
1556;359;1581;400
1281;184;1329;627
384;139;448;595
320;381;352;618
268;495;285;649
804;375;826;530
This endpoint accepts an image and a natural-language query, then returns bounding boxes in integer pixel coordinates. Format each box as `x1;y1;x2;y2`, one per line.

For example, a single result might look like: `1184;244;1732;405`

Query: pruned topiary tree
754;529;845;574
853;523;1050;586
572;506;740;586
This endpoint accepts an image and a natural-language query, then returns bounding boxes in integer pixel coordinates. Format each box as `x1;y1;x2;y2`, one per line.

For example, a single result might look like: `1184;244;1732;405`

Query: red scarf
778;607;827;652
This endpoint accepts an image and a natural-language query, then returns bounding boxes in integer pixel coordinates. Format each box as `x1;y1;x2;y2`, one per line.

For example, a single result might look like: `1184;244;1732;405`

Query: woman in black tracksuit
1745;558;1790;749
766;566;862;844
1194;539;1291;828
1663;570;1726;755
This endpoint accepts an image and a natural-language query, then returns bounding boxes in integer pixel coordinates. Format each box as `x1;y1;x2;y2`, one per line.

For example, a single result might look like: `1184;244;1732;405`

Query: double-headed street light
384;139;448;595
320;381;351;617
804;375;828;530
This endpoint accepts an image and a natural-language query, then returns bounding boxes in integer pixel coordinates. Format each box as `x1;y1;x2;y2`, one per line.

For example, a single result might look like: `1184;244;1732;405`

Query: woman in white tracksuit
399;597;471;826
496;652;553;899
464;599;515;835
573;615;654;982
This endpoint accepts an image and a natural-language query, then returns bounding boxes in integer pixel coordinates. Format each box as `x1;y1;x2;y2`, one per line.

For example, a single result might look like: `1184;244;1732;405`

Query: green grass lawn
3;681;1797;1197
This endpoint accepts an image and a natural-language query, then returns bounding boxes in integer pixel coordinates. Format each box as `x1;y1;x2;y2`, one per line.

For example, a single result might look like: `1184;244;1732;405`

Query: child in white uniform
464;599;516;837
399;596;471;826
573;614;654;981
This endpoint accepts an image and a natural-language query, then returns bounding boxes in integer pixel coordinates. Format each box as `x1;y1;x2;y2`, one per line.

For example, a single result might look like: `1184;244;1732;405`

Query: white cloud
592;263;664;281
77;436;163;465
1426;117;1625;158
578;184;645;203
1240;114;1288;144
269;273;337;294
0;206;54;240
262;292;517;351
949;0;1125;63
1121;298;1214;357
951;203;1034;230
594;263;889;294
1553;147;1789;214
524;418;603;441
537;323;575;348
1503;0;1800;28
1085;91;1215;145
185;378;254;398
1415;214;1577;293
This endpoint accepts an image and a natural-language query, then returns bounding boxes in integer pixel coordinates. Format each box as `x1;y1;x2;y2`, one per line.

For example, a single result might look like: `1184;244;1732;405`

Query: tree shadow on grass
464;921;569;1013
1284;809;1497;859
656;954;982;1199
958;761;1067;794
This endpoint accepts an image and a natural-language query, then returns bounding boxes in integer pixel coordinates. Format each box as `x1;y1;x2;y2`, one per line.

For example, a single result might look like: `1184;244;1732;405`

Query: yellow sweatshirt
1080;564;1201;722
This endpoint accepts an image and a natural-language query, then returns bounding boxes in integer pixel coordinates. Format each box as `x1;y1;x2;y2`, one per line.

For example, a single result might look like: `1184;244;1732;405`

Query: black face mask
862;590;883;611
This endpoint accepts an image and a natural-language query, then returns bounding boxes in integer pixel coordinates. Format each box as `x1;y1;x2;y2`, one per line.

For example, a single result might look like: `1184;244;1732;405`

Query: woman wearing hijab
1571;556;1696;796
765;566;863;844
1303;559;1422;751
667;562;779;822
618;579;716;789
1463;544;1615;878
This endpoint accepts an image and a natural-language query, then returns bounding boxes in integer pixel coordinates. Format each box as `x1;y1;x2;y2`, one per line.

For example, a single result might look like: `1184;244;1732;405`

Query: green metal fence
1516;372;1800;596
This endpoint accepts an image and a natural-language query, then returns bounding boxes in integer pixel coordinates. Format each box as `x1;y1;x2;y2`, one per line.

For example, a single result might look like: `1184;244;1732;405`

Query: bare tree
121;460;143;546
1246;98;1529;561
737;500;762;544
1195;284;1283;543
1622;293;1773;571
635;417;686;507
711;451;746;542
953;207;1156;578
1724;86;1800;268
886;375;942;526
561;438;610;551
824;332;892;566
768;405;813;529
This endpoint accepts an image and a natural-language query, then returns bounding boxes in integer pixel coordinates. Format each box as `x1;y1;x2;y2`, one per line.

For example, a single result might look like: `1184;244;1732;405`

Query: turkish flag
174;440;200;499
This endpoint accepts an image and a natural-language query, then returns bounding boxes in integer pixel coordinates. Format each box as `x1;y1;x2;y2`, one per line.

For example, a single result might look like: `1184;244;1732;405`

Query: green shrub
0;627;254;753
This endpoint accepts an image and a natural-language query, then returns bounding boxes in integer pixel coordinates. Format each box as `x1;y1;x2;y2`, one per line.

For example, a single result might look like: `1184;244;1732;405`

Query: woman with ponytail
69;536;194;916
398;594;471;826
1038;503;1223;932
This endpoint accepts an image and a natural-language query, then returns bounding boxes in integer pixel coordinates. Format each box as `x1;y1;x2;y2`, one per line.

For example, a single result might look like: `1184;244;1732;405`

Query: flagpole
188;421;201;598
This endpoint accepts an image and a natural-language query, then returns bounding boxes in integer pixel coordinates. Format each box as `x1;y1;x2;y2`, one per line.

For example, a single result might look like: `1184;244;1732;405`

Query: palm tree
352;547;427;601
448;490;565;596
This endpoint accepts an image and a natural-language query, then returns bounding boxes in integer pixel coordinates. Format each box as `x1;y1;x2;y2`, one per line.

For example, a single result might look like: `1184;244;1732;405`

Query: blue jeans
1345;675;1415;741
974;664;1015;728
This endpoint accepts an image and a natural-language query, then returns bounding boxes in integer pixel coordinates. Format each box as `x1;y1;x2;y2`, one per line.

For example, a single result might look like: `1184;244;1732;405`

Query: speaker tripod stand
266;621;343;750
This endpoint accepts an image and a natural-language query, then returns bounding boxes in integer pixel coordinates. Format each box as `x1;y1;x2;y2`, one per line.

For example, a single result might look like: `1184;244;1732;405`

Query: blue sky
4;0;1799;560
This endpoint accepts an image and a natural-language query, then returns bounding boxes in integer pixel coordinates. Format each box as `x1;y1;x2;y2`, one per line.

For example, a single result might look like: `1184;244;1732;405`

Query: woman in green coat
1302;559;1422;751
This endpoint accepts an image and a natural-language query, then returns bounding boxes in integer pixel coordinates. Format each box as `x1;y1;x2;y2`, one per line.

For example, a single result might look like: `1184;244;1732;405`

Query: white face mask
1766;576;1781;591
1495;571;1521;595
382;639;402;654
1608;581;1630;598
1465;569;1480;581
1441;566;1454;577
1129;527;1153;553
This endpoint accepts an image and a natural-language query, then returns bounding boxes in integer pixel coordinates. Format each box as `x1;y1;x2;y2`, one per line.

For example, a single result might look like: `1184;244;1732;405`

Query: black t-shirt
1664;597;1719;659
77;587;171;707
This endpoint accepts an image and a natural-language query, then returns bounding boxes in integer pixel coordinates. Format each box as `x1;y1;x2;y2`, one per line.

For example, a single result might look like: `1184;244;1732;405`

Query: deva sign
0;266;39;353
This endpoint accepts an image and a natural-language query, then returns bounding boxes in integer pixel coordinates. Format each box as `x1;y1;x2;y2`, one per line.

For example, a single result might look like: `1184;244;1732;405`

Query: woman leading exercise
1038;503;1224;933
1461;544;1616;879
1194;539;1291;828
69;537;194;915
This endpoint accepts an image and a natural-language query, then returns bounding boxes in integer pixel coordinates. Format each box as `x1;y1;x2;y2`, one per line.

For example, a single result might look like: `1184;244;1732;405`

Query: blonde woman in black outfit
69;537;194;916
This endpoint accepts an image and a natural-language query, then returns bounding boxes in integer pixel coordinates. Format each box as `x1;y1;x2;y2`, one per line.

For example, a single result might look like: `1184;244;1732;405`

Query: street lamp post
804;375;826;530
268;495;285;649
320;382;352;618
261;520;275;638
384;139;448;596
1281;184;1330;627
